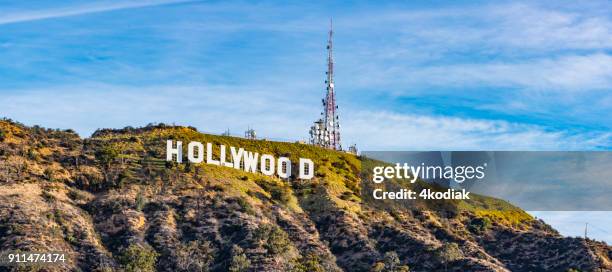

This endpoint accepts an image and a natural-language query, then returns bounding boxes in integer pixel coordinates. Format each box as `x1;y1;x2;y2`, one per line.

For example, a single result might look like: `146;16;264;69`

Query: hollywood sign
166;140;314;180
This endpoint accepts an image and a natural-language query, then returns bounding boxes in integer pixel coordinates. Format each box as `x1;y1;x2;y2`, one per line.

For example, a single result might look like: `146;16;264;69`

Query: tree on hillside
95;144;119;169
384;251;400;271
253;224;291;255
229;245;251;272
369;251;410;272
119;244;159;272
95;144;120;185
437;243;463;271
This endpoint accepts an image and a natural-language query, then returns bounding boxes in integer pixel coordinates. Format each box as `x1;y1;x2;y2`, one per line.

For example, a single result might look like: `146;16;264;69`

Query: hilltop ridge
0;119;610;272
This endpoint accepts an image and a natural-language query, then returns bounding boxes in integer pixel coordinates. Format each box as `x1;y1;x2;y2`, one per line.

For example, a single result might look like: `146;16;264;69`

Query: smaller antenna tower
222;129;231;136
245;127;257;140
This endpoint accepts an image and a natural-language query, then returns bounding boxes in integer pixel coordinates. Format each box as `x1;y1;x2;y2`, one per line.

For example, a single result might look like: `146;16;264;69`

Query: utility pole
584;222;588;240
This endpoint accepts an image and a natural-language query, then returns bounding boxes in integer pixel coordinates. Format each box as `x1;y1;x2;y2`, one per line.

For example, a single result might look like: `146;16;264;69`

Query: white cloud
0;0;191;26
341;111;610;150
344;2;612;51
0;84;318;140
338;3;612;93
486;3;612;50
408;54;612;91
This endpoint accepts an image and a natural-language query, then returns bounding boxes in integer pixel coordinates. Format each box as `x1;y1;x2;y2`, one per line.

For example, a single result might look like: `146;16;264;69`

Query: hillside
0;119;610;272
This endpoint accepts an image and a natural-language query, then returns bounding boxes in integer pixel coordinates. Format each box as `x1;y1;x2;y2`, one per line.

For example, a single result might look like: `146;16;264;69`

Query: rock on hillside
0;119;610;272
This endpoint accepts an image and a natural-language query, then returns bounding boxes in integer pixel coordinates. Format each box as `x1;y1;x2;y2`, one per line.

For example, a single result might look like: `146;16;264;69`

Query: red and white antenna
310;18;342;150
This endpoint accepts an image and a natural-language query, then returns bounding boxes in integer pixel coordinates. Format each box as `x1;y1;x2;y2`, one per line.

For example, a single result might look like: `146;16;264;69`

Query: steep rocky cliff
0;119;610;272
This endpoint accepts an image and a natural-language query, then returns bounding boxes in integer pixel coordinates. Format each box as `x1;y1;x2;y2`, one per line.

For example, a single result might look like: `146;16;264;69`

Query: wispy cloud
2;84;609;151
345;53;612;92
341;111;611;150
0;0;192;26
342;2;612;51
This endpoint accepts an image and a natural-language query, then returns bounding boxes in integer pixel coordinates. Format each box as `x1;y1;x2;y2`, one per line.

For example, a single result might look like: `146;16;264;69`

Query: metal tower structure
310;19;341;150
244;127;256;140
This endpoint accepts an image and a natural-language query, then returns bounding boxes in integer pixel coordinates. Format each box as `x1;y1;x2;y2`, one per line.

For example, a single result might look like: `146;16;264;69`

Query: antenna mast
310;18;342;150
324;19;341;150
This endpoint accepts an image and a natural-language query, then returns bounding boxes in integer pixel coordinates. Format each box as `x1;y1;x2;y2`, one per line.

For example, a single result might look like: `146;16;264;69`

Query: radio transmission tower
310;19;342;150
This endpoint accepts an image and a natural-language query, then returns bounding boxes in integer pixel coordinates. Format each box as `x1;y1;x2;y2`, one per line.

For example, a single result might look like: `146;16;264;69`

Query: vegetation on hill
0;118;610;271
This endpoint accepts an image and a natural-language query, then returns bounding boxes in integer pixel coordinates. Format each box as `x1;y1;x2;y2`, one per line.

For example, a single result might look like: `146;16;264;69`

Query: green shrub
468;217;492;234
253;224;291;255
255;179;292;205
270;186;292;204
291;253;325;272
95;144;119;168
437;242;463;269
236;197;255;215
229;245;251;272
119;244;159;272
175;240;215;272
378;251;410;271
135;190;147;211
118;169;134;187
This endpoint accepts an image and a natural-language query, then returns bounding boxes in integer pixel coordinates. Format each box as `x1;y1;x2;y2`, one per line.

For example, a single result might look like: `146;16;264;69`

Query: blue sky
0;0;611;242
0;0;610;150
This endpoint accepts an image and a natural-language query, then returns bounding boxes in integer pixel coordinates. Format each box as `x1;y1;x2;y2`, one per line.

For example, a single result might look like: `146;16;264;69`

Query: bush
468;217;492;234
229;245;251;272
379;251;410;272
0;129;5;142
384;251;400;271
253;224;291;255
95;145;119;168
291;253;325;272
255;179;292;205
175;240;215;272
236;197;255;215
118;169;134;187
437;242;463;269
135;190;146;211
44;168;55;181
270;186;292;204
119;244;159;272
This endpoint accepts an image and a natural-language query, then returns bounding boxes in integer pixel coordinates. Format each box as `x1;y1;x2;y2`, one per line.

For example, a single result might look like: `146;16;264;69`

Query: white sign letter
277;157;291;179
187;142;204;163
166;140;182;163
243;151;259;173
219;145;233;167
230;146;244;169
299;158;314;179
260;154;275;176
206;142;220;165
